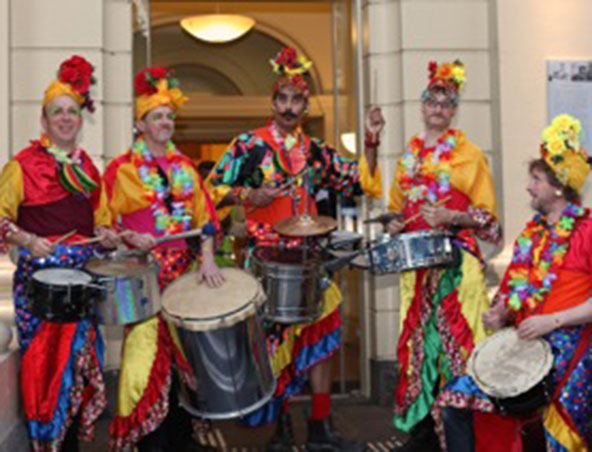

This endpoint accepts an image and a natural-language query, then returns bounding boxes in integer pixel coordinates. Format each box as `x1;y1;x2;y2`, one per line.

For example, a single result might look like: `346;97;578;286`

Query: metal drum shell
251;247;323;324
87;258;161;325
167;314;276;420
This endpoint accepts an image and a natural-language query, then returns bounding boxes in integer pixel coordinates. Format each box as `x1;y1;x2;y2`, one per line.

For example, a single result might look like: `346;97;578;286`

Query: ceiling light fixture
180;14;256;44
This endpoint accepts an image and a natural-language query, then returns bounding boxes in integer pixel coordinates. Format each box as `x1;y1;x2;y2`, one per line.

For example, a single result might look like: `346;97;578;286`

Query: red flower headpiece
270;47;313;98
57;55;96;112
134;67;178;96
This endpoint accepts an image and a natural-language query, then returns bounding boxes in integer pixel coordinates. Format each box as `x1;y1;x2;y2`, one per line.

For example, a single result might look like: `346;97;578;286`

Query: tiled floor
83;399;405;451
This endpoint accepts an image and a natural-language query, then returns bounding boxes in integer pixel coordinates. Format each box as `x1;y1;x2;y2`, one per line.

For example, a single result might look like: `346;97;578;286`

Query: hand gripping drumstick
403;196;452;226
245;172;305;214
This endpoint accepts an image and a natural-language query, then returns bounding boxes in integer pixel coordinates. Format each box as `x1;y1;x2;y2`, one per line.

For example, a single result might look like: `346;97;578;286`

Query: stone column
0;0;10;167
363;0;403;404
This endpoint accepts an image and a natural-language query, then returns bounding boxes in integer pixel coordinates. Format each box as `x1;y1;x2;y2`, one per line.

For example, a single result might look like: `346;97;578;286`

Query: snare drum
364;230;457;274
27;268;98;322
86;254;160;325
251;246;324;324
467;328;554;416
162;268;275;420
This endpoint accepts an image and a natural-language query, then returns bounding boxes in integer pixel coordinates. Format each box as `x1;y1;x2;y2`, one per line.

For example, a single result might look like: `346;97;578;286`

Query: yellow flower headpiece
541;114;590;193
134;67;188;120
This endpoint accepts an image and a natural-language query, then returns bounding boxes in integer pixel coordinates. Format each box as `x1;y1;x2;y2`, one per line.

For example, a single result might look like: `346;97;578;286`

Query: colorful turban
134;67;187;120
422;60;466;106
270;47;313;98
42;55;96;112
540;114;590;193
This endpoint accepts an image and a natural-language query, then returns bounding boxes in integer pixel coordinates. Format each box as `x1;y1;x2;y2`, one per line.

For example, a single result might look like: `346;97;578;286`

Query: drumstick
53;229;77;246
154;228;202;245
403;196;452;226
70;230;134;246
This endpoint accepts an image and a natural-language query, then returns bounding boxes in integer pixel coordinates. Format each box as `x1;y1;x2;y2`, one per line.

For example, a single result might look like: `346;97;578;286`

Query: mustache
280;111;298;120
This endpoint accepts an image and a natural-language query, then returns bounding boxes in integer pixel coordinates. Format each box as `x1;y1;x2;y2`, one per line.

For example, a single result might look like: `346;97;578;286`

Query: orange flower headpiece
271;47;313;98
540;114;590;193
134;67;188;120
422;60;466;106
42;55;96;113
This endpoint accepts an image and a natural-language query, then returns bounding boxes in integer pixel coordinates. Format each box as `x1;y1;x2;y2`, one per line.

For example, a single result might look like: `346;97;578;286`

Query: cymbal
273;215;338;237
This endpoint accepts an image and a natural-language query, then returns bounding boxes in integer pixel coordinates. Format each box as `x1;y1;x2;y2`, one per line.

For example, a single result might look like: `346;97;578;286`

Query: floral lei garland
504;203;587;313
397;129;458;203
131;136;194;235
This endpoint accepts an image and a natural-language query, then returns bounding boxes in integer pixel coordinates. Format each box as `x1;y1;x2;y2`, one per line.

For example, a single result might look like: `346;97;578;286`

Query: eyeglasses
424;99;453;111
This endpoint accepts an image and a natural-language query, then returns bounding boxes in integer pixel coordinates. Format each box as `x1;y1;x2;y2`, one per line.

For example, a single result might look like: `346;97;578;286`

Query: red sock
311;393;331;420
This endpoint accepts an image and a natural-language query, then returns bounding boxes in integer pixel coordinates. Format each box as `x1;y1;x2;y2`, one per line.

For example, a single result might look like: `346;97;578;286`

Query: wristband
202;222;217;237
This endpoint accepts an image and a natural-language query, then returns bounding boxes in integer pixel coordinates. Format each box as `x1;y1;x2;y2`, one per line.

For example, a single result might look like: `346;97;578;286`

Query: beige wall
364;0;498;361
496;0;592;243
0;0;10;168
7;0;133;170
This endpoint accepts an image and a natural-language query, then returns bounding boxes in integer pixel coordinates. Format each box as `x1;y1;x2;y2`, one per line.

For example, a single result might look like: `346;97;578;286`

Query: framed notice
547;60;592;153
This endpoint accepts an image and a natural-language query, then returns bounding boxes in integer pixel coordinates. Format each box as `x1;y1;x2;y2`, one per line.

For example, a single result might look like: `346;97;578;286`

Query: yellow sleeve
450;141;498;218
93;180;112;227
105;160;151;221
387;156;405;212
192;170;214;229
0;160;24;222
358;154;383;199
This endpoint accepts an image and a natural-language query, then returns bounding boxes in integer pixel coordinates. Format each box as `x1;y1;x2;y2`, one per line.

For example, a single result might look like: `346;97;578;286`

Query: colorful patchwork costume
208;48;382;431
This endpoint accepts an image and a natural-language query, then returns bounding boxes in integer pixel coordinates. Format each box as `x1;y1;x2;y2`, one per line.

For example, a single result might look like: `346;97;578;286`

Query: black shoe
185;442;218;452
390;427;440;452
305;417;367;452
266;412;296;452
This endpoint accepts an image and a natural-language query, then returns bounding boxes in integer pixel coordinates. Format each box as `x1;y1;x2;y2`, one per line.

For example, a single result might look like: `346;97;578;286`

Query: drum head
253;246;321;266
467;328;554;398
162;267;264;331
32;268;92;286
86;258;149;277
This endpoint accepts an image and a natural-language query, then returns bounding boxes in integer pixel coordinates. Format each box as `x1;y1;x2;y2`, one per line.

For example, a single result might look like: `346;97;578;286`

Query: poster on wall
547;60;592;153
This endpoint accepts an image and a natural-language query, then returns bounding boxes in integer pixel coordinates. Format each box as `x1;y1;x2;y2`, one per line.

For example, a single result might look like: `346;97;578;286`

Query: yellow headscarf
43;81;84;107
42;55;95;112
541;114;590;193
135;68;187;120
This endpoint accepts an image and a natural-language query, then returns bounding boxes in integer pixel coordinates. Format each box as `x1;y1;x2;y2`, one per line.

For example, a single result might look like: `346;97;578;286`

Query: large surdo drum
162;267;275;420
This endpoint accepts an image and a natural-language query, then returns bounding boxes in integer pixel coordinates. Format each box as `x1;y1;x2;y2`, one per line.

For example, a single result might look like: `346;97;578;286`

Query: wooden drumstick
70;229;134;246
154;228;203;245
53;229;77;246
403;196;452;226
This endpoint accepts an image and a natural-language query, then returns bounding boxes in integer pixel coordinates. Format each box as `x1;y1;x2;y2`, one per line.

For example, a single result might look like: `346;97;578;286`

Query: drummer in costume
385;60;502;452
105;67;224;452
439;114;592;452
209;46;383;452
0;56;119;451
